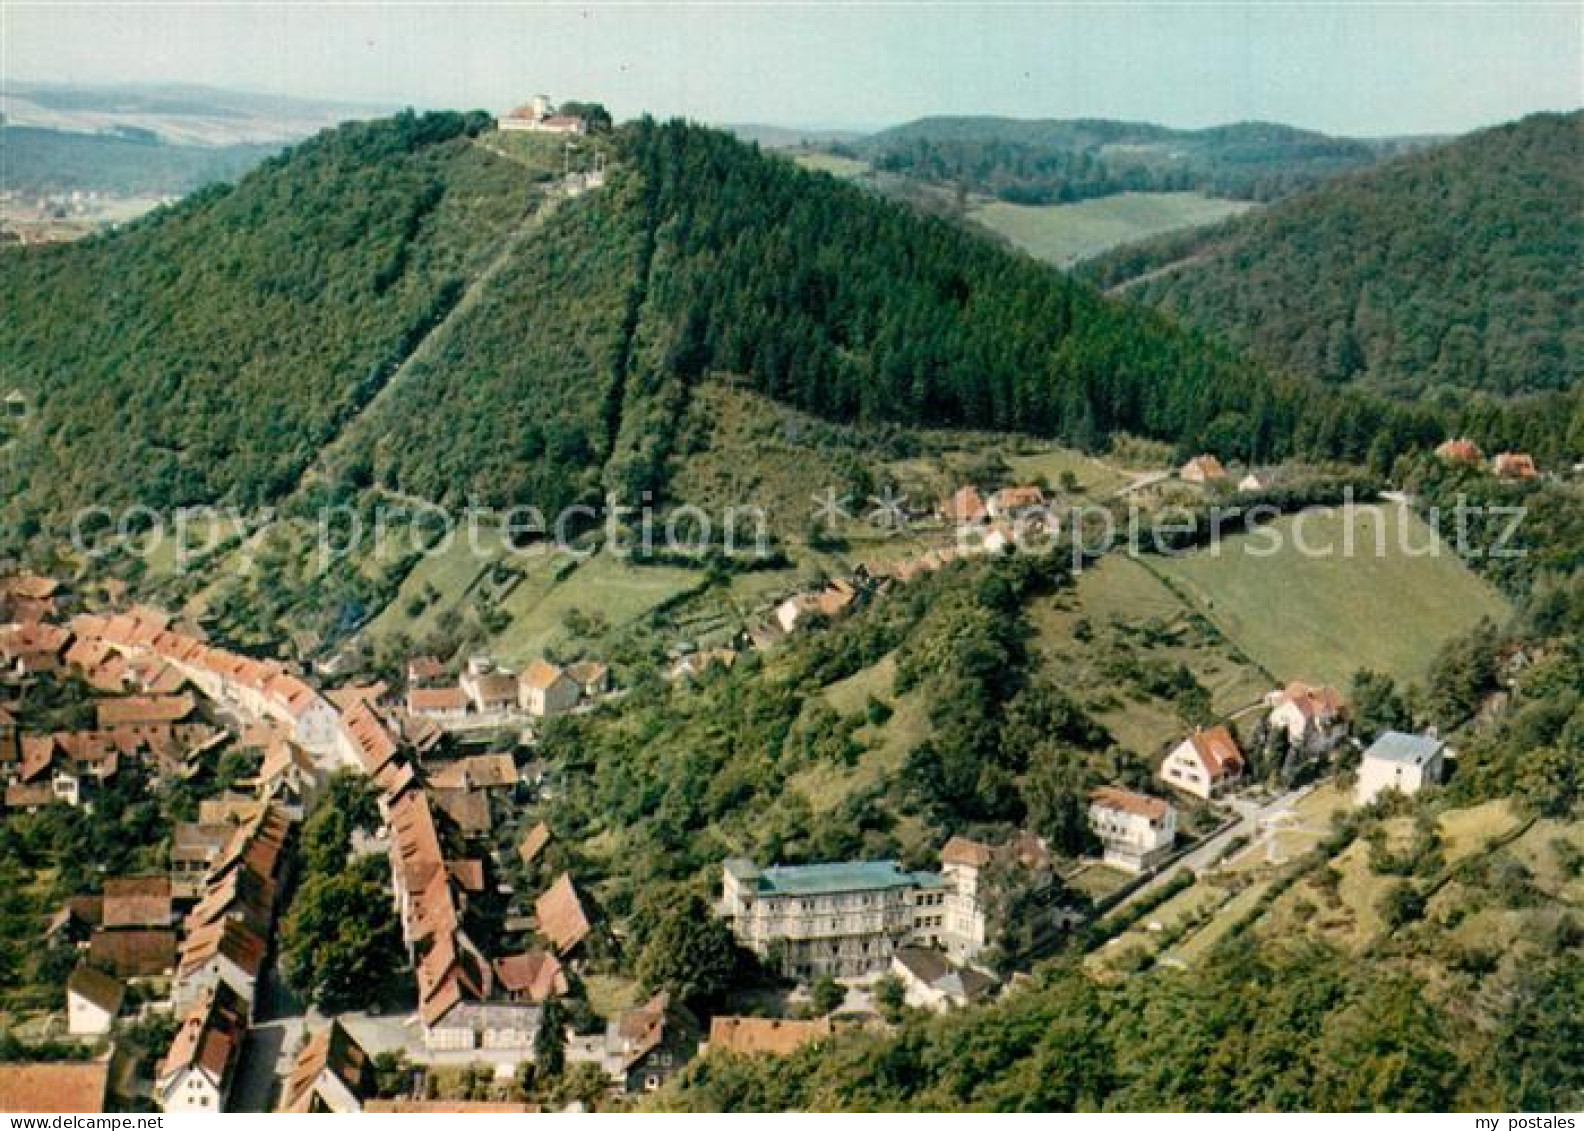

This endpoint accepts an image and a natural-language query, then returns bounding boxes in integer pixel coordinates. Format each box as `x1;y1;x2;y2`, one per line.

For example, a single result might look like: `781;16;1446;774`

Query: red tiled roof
517;821;551;867
709;1015;831;1057
990;485;1044;510
1435;438;1483;465
446;858;486;893
1493;452;1538;479
1182;725;1244;778
0;1061;109;1113
96;693;195;728
535;872;591;954
1089;786;1171;821
520;659;569;693
1181;454;1228;480
389;789;445;895
940;835;995;869
407;686;469;714
278;1021;371;1113
491;950;566;1002
159;984;247;1090
1277;681;1346;722
940;486;986;523
178;918;268;981
341;701;399;775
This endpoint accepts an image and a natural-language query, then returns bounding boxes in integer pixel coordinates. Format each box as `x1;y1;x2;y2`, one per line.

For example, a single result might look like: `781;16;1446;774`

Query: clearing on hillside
969;191;1255;266
1151;504;1510;689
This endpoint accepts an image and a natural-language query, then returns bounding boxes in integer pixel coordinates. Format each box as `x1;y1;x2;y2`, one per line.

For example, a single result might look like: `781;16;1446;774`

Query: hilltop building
499;95;586;134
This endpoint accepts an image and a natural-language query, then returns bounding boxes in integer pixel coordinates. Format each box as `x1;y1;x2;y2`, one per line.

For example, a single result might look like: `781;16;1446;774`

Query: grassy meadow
969;191;1255;266
1152;505;1510;688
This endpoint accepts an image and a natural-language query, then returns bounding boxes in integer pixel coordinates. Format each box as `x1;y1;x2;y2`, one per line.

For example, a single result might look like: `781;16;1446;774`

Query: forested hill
0;110;527;522
849;116;1425;204
1085;111;1584;399
0;112;1573;537
334;118;1579;517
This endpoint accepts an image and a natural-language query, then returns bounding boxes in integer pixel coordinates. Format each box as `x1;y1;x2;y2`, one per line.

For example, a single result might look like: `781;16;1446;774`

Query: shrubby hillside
1085;112;1584;399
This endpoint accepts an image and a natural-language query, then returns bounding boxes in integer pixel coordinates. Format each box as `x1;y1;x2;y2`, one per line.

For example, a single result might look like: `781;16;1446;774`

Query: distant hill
1085;111;1584;399
848;115;1435;205
0;81;387;146
721;123;869;148
0;125;279;197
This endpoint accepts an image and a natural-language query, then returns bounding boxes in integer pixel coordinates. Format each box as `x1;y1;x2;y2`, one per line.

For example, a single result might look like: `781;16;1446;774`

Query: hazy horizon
3;2;1579;138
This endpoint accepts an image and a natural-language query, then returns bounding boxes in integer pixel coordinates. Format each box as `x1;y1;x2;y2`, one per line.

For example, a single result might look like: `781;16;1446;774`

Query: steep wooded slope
1086;112;1584;399
0;111;524;520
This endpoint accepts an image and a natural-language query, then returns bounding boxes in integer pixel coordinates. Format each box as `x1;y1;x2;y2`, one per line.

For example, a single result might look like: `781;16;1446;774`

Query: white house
156;983;248;1113
1088;787;1177;873
424;1002;542;1055
1266;682;1348;751
66;965;124;1036
1355;731;1446;807
460;656;519;714
1159;725;1245;800
938;837;994;962
721;858;949;979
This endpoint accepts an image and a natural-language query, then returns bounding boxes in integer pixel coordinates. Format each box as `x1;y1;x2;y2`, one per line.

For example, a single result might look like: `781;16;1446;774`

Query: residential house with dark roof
88;927;176;978
66;964;124;1036
890;946;996;1011
102;876;173;929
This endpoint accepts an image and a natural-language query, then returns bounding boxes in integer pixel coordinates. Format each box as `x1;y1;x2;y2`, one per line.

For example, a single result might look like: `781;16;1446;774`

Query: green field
970;191;1255;266
792;152;870;179
1152;505;1510;688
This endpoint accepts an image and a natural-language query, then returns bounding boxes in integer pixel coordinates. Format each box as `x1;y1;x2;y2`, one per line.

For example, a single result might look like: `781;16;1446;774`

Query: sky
3;2;1580;136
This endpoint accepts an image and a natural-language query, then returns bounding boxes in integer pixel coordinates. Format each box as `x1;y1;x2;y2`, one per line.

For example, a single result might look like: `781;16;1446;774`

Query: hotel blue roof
1364;731;1444;766
748;859;938;896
